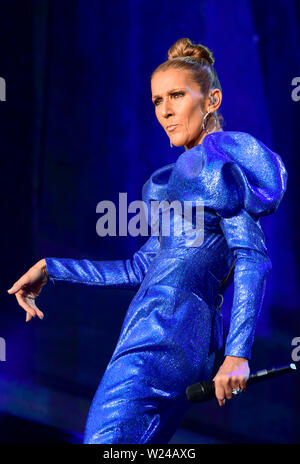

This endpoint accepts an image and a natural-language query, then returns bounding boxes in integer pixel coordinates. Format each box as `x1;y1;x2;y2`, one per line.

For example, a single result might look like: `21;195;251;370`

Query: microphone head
186;381;215;402
186;382;206;402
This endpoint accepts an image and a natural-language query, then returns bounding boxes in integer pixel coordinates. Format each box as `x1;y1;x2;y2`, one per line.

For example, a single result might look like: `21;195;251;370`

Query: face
151;68;218;151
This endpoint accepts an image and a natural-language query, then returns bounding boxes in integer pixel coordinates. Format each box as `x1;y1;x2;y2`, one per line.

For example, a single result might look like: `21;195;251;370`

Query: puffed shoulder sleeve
44;235;160;289
215;132;288;359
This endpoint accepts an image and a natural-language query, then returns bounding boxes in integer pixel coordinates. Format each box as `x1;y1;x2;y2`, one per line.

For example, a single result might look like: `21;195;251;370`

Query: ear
208;88;222;111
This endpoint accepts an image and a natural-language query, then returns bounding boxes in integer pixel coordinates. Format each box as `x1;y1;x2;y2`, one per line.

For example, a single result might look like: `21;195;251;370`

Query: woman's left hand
213;356;250;407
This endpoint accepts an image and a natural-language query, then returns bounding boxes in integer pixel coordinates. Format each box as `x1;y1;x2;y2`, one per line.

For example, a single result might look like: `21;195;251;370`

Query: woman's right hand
7;259;49;322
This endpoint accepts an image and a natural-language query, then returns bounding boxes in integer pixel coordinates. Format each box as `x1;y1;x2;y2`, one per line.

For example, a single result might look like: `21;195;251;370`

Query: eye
153;91;185;107
173;91;185;98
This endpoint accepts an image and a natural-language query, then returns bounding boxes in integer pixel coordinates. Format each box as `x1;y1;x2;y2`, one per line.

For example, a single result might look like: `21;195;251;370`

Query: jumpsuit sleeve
219;210;272;360
213;132;288;360
44;235;160;289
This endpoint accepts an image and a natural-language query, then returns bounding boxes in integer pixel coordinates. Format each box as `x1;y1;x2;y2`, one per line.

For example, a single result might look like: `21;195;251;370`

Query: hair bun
168;38;215;65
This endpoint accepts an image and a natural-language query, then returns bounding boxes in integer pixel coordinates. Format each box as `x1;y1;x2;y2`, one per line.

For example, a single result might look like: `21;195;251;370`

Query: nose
161;98;174;118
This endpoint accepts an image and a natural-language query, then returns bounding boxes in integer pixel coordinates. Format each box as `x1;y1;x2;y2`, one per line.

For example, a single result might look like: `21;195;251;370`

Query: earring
170;140;173;148
202;112;211;134
202;111;217;134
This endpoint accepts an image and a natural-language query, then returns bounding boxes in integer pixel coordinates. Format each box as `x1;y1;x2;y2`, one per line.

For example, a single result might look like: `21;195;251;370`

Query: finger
214;380;226;406
36;310;44;320
23;295;44;320
7;275;30;294
230;375;240;390
30;303;44;320
15;293;37;317
217;397;226;407
239;377;247;391
215;375;233;400
26;312;32;323
222;378;233;400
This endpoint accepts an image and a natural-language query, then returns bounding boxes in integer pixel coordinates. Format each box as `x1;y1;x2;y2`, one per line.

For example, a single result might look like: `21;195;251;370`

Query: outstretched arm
45;235;160;289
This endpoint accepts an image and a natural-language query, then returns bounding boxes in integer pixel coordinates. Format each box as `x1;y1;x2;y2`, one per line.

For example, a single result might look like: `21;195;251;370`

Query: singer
7;38;287;444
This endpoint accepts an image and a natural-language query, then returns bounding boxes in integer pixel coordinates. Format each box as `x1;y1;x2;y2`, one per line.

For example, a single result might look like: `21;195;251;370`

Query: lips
167;124;178;131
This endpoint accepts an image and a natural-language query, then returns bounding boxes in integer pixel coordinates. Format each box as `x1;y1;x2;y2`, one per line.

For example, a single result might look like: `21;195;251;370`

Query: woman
7;38;287;444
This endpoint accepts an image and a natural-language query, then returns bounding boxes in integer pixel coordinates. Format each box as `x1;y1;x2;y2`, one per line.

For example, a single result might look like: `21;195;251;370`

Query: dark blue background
1;0;299;444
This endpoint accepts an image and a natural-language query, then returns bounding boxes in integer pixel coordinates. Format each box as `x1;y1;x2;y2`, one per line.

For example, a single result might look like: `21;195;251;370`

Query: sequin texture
45;131;287;444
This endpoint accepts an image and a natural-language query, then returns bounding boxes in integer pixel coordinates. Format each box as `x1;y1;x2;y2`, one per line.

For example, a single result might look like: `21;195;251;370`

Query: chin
170;136;185;147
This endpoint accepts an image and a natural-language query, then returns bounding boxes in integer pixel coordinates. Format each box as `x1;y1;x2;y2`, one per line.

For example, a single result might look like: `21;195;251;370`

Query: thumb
7;280;24;294
7;284;19;294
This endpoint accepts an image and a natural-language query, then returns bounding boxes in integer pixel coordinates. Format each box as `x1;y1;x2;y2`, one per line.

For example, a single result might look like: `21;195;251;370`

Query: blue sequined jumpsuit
45;131;287;444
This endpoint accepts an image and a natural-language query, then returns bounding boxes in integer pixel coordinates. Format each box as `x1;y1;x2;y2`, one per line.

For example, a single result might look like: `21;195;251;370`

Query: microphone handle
186;363;297;403
247;364;295;385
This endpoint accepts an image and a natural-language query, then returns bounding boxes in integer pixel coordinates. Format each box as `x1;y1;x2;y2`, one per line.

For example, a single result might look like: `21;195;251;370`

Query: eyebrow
152;88;186;100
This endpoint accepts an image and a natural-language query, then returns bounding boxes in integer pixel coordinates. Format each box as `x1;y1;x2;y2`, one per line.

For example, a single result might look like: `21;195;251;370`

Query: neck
184;114;222;151
184;127;220;151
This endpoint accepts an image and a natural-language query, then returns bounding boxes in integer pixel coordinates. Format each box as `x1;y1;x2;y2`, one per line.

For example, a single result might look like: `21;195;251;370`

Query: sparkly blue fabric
45;131;287;444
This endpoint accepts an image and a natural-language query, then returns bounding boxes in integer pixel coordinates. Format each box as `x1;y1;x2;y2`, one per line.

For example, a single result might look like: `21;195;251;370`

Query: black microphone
186;363;297;403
